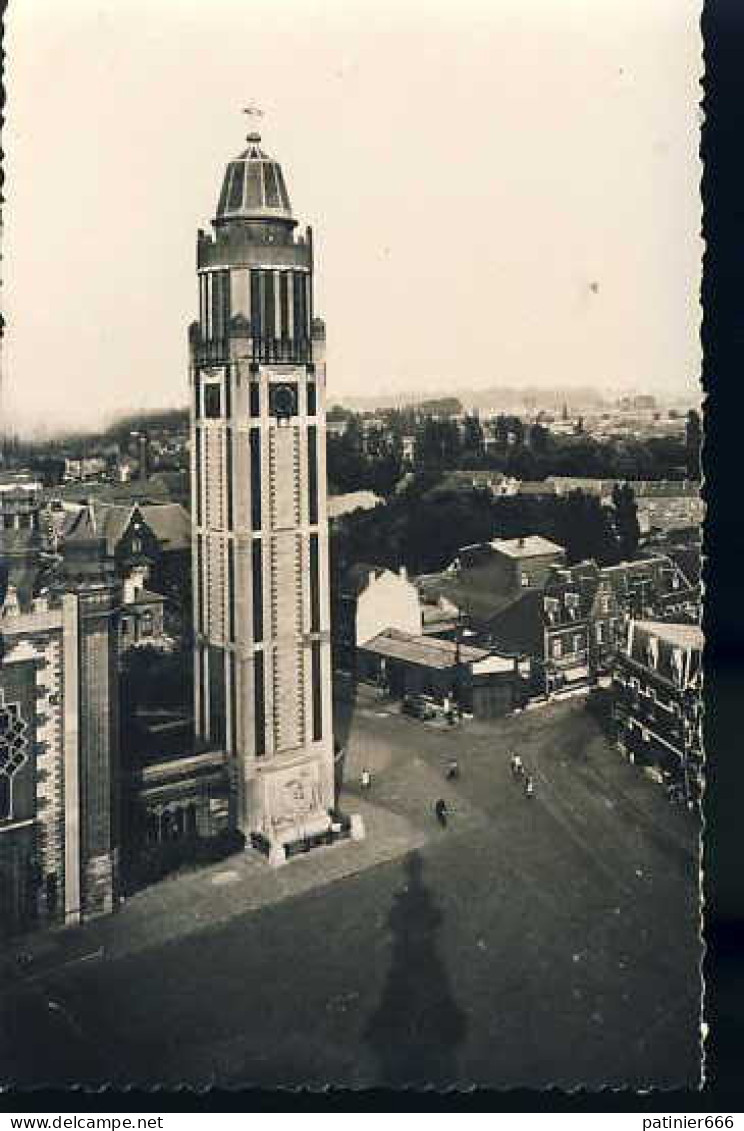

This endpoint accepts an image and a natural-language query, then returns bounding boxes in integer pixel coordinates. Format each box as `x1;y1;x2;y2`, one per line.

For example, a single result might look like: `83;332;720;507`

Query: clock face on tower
269;382;298;419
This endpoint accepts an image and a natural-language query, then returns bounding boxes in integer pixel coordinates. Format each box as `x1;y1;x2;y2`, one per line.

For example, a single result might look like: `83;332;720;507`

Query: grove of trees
326;406;694;500
331;475;642;590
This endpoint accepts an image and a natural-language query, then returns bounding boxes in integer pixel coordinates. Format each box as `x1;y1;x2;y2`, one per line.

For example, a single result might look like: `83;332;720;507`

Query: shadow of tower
365;851;468;1088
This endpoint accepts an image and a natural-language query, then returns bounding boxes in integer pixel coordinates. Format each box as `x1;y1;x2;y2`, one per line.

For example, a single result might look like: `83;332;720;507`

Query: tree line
326;408;702;497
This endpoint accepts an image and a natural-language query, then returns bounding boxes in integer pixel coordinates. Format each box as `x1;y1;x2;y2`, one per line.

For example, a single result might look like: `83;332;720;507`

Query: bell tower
190;113;346;864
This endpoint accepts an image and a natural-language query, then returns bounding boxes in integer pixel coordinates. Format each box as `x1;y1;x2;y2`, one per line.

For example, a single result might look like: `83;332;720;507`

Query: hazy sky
3;0;702;433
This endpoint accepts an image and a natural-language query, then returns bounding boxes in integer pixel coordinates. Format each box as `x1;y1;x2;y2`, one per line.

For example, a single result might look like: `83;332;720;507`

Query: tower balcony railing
191;337;309;368
251;337;312;365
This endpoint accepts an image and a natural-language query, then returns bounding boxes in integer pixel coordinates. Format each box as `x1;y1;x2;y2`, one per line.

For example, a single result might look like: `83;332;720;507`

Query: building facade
0;577;120;935
611;619;703;802
454;536;566;593
190;125;340;863
336;563;422;670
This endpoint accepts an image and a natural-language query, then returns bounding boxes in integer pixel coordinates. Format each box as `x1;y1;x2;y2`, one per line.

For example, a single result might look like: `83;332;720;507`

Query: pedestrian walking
434;798;449;827
510;752;524;778
446;759;460;780
360;768;372;790
524;774;535;799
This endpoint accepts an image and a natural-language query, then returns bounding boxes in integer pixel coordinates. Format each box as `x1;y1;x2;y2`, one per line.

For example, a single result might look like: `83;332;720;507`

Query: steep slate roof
662;544;702;587
63;503;100;543
59;501;190;555
139;504;190;552
479;588;545;656
62;502;131;555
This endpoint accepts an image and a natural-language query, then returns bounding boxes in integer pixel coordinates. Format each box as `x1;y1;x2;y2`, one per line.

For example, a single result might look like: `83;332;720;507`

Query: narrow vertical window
254;652;266;757
280;272;289;339
311;641;323;742
208;646;227;748
250;268;262;351
309;533;320;632
264;271;275;353
293;273;306;342
204;384;222;418
229;651;237;753
249;382;261;417
195;429;202;527
252;540;263;642
308;426;318;525
194;370;201;419
228;540;236;642
250;429;262;530
307;381;317;417
225;427;234;531
305;272;313;333
211;272;221;341
200;274;209;339
224;366;232;420
197;646;206;736
196;534;205;632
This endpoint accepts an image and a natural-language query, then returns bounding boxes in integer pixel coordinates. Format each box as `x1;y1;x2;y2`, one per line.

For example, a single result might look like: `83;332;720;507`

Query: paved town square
1;688;700;1091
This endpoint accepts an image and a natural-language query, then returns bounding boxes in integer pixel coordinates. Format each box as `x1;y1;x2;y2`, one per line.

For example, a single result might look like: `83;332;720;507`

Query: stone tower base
250;810;365;868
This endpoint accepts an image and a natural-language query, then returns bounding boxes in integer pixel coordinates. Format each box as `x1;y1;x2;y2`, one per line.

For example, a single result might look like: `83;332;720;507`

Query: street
1;686;701;1090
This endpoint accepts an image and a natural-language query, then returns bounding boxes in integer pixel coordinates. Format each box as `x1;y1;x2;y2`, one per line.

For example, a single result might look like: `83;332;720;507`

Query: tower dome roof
215;132;294;225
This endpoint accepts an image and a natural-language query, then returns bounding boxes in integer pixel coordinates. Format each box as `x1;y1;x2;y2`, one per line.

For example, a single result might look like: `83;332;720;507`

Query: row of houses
337;533;702;800
9;494;192;659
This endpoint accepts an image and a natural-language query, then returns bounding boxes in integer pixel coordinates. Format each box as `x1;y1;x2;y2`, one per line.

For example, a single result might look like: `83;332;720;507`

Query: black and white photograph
0;0;704;1094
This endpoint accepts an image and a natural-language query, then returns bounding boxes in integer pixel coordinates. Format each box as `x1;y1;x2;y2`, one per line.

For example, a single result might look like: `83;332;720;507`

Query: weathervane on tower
243;102;264;142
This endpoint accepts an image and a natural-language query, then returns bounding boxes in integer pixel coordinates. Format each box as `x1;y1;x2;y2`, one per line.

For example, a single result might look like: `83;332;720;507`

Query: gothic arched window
0;694;29;821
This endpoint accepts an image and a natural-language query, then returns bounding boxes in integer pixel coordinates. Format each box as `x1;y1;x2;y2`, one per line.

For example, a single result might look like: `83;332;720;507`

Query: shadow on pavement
365;850;467;1087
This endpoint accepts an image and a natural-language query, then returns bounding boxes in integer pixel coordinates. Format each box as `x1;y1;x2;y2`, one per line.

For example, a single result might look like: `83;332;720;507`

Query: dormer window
645;635;659;670
544;596;559;623
671;647;685;687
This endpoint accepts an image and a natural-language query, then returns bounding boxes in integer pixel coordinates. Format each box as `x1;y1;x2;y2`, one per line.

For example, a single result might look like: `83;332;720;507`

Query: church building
0;508;121;936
